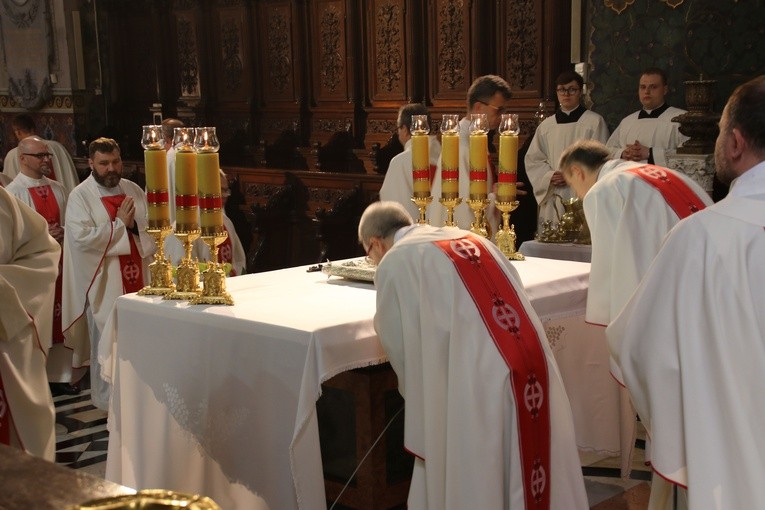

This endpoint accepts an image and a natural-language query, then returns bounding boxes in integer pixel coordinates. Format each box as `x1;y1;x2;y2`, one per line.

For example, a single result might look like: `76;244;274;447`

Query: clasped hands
621;140;650;161
116;196;137;229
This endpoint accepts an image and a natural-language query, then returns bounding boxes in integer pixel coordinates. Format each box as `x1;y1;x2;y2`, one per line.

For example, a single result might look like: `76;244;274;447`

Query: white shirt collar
728;160;765;197
394;224;419;243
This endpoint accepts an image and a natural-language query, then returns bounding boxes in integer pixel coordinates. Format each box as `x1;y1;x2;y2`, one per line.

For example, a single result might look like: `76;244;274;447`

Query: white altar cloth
101;257;619;509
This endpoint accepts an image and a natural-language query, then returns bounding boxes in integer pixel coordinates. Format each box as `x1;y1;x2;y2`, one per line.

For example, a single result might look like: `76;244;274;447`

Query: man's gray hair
358;201;413;247
558;139;610;175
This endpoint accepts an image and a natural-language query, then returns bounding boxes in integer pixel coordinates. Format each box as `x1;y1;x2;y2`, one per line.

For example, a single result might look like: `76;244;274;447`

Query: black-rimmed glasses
23;152;53;159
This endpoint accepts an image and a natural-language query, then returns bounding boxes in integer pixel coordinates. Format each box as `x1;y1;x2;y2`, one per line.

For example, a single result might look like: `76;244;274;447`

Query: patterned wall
587;0;765;131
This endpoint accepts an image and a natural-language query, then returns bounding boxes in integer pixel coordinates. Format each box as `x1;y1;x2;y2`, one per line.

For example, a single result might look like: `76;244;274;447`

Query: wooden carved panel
176;13;201;98
368;0;407;102
311;0;351;102
210;2;250;103
258;2;298;103
430;0;472;103
503;0;539;92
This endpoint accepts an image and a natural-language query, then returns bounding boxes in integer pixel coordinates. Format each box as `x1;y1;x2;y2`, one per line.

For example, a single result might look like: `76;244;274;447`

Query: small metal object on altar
535;195;590;244
75;489;221;509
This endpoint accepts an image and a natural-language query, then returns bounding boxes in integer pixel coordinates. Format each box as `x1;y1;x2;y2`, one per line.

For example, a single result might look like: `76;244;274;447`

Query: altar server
379;103;442;220
525;70;609;232
608;75;765;510
62;138;155;410
0;185;60;460
606;68;687;167
361;201;587;510
3;113;80;196
7;137;85;396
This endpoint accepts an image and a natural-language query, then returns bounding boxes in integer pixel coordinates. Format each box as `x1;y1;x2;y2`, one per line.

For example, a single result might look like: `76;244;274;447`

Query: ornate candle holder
438;195;462;227
137;225;176;295
191;229;234;305
164;228;202;300
494;200;525;260
466;197;490;238
411;194;433;224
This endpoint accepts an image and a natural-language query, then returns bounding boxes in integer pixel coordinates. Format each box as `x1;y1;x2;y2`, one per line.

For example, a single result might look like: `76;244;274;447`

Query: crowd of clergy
0;116;245;460
2;68;765;510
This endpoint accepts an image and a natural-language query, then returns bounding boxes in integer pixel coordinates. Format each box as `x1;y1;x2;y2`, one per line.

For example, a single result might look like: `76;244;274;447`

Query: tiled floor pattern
54;391;652;509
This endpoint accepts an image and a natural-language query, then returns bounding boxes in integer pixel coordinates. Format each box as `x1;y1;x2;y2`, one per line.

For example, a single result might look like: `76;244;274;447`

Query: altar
100;257;622;509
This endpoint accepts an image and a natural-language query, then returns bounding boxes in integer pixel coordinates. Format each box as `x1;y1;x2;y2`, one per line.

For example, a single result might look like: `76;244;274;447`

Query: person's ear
729;128;747;160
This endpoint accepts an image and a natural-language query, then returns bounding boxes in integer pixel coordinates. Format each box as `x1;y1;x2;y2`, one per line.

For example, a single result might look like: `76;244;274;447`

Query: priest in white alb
0;185;60;460
525;70;609;232
379;103;441;220
62;138;155;410
606;68;687;167
608;75;765;510
6;137;86;396
360;201;588;510
560;139;711;507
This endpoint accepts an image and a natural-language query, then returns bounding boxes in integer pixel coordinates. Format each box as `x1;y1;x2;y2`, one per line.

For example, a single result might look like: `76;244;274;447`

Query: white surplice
62;175;155;408
4;140;80;196
0;173;11;187
0;186;59;460
606;106;687;167
607;161;765;510
429;118;498;233
380;135;442;221
525;108;609;231
374;225;587;510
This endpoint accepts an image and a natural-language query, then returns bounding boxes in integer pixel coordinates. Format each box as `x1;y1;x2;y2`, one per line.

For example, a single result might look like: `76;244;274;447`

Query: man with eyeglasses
606;67;688;167
6;137;85;397
525;70;610;233
62;138;156;410
360;200;588;510
2;114;80;196
430;75;512;232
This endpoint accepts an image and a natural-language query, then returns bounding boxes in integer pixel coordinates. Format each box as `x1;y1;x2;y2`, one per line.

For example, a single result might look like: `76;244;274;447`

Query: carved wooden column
170;0;205;127
253;1;307;148
307;0;362;152
363;0;417;152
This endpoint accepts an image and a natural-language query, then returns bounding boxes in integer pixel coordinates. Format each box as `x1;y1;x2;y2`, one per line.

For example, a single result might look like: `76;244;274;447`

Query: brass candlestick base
410;194;433;224
138;225;175;296
165;228;202;300
494;200;525;261
439;195;462;227
466;197;490;238
191;230;234;305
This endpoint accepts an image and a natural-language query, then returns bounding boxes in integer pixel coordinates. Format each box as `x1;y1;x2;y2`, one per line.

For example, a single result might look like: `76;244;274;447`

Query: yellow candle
441;133;459;196
197;152;224;234
144;149;170;228
174;151;199;231
497;134;518;202
411;134;430;196
469;133;488;197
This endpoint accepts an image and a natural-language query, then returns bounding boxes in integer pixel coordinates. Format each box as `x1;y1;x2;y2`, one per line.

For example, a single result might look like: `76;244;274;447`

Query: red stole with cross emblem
626;165;708;219
100;195;144;294
28;185;65;343
218;225;236;276
434;235;551;510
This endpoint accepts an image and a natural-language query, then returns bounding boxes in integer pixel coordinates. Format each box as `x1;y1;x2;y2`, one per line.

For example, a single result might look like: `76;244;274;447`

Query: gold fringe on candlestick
438;195;462;227
165;228;202;300
137;225;176;296
466;197;490;239
191;230;234;305
494;200;525;260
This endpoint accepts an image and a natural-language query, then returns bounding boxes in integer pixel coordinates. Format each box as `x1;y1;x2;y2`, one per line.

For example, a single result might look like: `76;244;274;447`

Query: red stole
0;376;9;446
626;165;708;219
27;185;64;343
434;235;551;510
218;225;236;276
100;195;144;294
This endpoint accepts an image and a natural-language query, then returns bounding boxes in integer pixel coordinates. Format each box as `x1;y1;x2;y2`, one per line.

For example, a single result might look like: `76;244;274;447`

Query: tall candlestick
469;133;488;198
195;127;223;236
411;134;430;196
142;125;170;229
441;133;459;196
498;134;518;202
175;151;198;231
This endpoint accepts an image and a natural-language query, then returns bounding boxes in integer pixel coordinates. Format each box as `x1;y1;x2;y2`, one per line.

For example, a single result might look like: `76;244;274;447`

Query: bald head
18;137;53;179
358;201;413;265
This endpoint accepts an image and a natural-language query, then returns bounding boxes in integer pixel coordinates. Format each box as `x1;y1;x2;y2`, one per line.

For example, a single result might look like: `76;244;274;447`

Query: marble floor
53;389;652;509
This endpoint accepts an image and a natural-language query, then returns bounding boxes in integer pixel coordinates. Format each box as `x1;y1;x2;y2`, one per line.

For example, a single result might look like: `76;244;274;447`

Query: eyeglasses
23;152;53;159
478;101;507;114
556;87;580;96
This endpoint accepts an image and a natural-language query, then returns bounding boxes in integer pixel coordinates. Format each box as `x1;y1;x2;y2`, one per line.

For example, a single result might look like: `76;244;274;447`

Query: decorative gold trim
604;0;635;14
660;0;684;7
